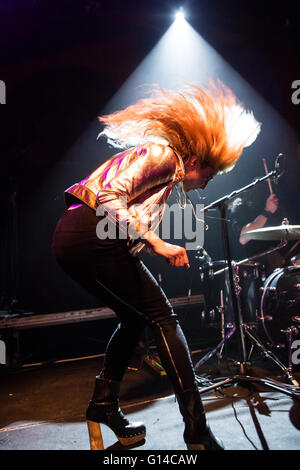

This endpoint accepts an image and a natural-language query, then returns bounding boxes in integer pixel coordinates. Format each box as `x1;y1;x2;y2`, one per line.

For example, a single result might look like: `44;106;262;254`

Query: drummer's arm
239;194;279;245
239;215;268;245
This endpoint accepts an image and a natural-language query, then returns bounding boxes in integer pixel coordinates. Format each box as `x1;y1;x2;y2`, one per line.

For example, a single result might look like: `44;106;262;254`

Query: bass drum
260;266;300;347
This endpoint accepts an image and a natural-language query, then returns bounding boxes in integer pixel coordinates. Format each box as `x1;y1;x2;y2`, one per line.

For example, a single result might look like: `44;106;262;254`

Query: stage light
175;7;185;22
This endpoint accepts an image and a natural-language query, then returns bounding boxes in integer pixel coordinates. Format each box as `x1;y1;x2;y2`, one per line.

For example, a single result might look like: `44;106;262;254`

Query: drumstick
262;158;273;195
285;240;300;259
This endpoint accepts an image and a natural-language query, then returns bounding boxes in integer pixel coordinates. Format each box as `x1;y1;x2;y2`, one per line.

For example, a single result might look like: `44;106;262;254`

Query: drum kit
193;155;300;397
196;221;300;382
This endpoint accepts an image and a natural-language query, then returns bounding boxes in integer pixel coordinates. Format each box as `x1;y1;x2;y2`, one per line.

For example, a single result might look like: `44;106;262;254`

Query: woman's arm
143;230;189;268
97;143;189;267
96;143;177;238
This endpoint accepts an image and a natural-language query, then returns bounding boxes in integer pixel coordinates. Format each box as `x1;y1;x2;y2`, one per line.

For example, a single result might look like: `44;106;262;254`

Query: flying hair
97;80;261;173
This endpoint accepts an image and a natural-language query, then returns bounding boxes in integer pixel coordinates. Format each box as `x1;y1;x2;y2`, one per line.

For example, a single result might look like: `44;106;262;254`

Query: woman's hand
153;241;190;268
143;231;190;268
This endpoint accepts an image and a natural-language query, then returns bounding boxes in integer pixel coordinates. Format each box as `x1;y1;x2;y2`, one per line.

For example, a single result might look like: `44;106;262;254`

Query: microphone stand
195;154;300;398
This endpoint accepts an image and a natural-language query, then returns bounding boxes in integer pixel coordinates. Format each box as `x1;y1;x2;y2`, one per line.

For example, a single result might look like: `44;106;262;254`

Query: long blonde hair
98;81;261;172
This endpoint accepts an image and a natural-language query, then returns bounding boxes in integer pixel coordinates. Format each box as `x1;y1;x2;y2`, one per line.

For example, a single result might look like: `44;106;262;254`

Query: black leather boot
176;386;224;450
86;376;146;449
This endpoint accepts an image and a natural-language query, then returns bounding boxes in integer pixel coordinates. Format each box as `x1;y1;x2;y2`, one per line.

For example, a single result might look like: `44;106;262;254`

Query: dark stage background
0;1;299;359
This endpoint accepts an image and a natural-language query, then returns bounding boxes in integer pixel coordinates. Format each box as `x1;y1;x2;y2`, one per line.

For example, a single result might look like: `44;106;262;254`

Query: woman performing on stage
52;81;260;450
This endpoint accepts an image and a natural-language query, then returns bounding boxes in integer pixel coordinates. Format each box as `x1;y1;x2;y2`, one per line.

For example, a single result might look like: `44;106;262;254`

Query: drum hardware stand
213;240;288;277
242;323;299;383
195;154;300;399
195;323;236;369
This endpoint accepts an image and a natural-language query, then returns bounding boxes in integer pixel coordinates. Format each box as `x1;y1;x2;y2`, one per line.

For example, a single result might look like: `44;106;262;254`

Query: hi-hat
241;225;300;241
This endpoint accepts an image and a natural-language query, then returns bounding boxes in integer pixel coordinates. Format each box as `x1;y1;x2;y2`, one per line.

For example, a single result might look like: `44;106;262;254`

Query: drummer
228;186;285;275
225;187;284;323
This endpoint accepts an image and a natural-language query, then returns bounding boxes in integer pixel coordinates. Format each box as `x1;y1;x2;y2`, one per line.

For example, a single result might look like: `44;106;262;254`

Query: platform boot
176;386;224;450
86;375;146;449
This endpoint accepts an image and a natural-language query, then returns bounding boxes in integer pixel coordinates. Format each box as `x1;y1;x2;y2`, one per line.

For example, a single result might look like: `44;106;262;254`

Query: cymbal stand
195;154;300;399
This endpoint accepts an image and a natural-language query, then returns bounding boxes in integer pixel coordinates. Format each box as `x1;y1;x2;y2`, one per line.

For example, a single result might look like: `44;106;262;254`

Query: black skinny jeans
52;204;197;393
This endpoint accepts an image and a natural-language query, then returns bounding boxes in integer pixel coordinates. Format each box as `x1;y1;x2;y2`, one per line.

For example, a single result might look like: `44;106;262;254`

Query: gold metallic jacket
65;142;185;255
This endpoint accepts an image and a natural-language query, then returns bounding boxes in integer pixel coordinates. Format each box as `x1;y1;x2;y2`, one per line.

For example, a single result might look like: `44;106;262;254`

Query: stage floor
0;352;300;451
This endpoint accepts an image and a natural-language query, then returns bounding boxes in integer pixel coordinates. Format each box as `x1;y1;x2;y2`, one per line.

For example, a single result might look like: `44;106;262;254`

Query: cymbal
241;225;300;241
